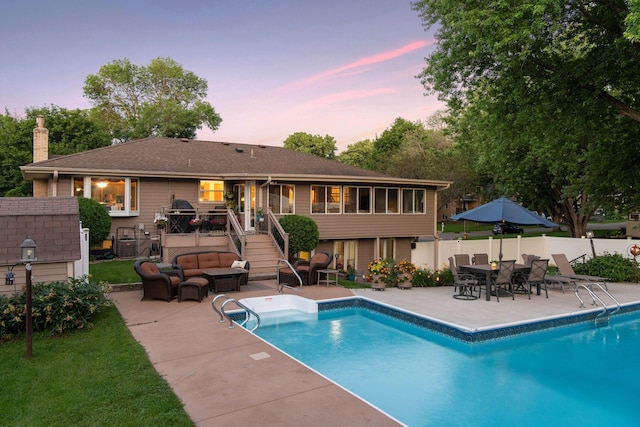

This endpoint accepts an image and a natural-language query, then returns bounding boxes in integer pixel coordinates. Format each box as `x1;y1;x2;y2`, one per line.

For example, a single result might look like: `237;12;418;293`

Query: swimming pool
242;298;640;427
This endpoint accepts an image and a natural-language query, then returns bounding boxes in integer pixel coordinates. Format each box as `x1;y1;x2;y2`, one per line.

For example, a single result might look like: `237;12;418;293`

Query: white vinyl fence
412;235;638;271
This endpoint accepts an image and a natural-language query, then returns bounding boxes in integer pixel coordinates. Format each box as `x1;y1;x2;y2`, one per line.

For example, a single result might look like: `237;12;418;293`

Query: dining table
459;263;531;301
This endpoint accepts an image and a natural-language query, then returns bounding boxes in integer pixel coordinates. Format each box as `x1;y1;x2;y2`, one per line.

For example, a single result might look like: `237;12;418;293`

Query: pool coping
315;296;640;342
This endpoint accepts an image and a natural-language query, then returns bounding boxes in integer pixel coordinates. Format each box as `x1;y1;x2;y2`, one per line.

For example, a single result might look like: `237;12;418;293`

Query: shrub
573;253;635;282
78;197;112;247
413;267;453;287
278;215;319;258
0;275;111;340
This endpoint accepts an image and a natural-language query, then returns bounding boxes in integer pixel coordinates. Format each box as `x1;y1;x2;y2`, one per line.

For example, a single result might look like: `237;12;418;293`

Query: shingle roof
0;197;81;264
21;137;450;187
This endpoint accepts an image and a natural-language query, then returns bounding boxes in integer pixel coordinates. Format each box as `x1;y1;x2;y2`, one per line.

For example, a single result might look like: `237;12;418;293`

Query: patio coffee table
203;268;248;293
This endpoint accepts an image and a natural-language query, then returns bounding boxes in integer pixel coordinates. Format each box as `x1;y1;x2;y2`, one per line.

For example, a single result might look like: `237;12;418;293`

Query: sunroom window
402;188;425;213
311;185;341;214
343;187;371;214
374;187;399;214
74;177;139;216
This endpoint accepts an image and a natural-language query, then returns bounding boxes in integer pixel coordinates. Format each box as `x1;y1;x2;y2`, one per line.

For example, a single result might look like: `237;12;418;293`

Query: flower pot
398;273;413;289
371;274;386;291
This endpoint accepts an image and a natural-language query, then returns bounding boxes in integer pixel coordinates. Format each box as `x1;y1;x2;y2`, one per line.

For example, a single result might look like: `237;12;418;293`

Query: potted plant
367;259;389;290
395;260;416;289
346;265;356;281
256;208;264;222
154;216;168;229
224;191;236;208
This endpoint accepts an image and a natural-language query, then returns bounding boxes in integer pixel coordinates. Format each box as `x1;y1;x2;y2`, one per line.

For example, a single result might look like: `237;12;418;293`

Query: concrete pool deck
109;280;640;426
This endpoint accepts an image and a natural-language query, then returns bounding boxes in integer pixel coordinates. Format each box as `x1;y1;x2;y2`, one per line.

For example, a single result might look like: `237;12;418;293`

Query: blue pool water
250;305;640;427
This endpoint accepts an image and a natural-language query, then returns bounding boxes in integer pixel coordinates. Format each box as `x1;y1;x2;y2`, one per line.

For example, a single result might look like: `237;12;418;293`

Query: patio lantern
20;237;37;360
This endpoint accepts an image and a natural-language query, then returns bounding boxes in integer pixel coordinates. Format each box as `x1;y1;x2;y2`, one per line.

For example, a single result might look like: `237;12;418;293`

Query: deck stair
243;234;282;278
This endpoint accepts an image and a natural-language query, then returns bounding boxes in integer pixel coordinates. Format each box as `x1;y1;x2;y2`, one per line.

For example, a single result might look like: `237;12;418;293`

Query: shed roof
0;197;81;265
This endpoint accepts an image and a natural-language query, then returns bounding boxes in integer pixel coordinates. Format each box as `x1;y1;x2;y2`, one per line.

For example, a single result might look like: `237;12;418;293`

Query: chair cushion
197;252;220;269
170;276;181;285
140;262;160;275
219;252;240;267
176;254;198;270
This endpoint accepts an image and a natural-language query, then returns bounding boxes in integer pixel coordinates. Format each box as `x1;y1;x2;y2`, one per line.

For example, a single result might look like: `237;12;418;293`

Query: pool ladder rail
574;282;621;327
276;259;303;293
212;294;261;332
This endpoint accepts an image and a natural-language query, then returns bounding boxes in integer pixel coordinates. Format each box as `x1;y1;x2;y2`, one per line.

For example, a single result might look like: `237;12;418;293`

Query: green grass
90;259;138;284
0;306;194;427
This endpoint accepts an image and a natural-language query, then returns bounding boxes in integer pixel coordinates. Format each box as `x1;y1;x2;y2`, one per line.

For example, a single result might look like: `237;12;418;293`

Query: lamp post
20;237;37;360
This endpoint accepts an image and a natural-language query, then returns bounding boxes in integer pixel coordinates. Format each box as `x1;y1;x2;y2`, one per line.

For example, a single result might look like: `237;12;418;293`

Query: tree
412;0;640;236
278;215;319;259
83;57;222;142
78;197;112;248
283;132;336;159
368;117;421;170
0;106;111;197
337;139;373;167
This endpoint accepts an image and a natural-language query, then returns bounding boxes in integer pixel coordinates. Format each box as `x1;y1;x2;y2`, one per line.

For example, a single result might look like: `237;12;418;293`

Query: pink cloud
280;40;431;91
298;88;396;110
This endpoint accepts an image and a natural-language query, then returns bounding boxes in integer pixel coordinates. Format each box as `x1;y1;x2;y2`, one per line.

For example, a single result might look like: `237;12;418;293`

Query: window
334;240;357;271
269;184;295;214
74;176;139;216
379;238;395;260
343;187;371;214
199;180;225;202
402;189;425;213
311;185;341;214
374;187;399;214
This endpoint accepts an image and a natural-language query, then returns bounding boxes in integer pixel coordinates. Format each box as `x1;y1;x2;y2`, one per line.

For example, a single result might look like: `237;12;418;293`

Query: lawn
0;306;194;427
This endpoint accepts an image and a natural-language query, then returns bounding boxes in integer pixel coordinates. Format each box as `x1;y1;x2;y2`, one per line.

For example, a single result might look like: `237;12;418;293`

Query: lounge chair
279;252;333;286
449;257;478;300
551;254;608;290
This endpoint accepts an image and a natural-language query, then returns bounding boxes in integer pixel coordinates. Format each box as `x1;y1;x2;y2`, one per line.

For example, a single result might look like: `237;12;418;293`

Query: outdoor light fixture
20;237;37;360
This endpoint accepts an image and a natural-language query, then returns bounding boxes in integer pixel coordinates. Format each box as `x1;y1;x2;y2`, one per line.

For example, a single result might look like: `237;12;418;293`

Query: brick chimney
32;115;49;196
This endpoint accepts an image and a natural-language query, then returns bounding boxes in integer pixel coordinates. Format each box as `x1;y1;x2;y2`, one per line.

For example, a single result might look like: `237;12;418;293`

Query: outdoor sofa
171;250;250;286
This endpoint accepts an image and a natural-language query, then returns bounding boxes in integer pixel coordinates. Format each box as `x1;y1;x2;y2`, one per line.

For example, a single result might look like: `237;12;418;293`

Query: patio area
109;280;640;426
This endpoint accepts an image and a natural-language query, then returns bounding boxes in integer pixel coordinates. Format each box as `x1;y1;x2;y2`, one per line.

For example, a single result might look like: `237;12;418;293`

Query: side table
317;269;339;287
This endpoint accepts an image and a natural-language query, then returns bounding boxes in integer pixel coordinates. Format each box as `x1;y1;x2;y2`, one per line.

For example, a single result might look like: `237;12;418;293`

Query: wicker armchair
279;252;333;286
134;260;183;302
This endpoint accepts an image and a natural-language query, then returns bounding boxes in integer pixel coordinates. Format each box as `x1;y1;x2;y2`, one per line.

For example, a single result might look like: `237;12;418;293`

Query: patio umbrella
450;198;558;261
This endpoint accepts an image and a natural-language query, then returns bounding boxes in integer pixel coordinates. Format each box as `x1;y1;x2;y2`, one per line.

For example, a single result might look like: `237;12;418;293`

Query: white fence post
74;225;90;279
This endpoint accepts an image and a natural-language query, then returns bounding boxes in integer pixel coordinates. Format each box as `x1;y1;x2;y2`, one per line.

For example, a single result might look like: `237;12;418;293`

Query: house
0;197;82;289
21;118;450;276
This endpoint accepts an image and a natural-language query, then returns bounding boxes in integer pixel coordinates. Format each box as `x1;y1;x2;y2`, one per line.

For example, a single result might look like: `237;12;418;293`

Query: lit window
199;180;225;202
74;176;139;216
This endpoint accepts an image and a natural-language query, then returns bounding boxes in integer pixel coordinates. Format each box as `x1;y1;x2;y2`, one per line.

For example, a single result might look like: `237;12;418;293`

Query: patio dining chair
473;253;489;265
520;259;550;298
491;260;516;302
453;254;471;272
449;257;478;300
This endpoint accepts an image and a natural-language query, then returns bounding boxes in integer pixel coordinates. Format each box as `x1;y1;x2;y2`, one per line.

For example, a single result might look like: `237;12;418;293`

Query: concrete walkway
110;280;640;426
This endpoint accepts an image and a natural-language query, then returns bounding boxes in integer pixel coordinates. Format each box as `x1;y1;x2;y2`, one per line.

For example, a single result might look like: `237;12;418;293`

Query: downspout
433;183;451;270
258;176;272;211
52;170;58;196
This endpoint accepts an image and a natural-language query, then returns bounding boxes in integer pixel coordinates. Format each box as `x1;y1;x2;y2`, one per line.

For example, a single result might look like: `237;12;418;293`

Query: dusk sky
1;0;442;152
